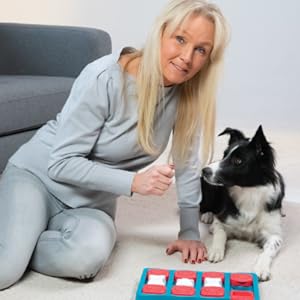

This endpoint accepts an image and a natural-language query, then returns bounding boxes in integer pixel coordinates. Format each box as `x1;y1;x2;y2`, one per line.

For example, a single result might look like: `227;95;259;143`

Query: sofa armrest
0;23;112;77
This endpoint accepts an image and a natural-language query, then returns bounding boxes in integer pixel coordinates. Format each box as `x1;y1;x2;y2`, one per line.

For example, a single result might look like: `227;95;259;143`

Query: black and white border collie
200;125;285;281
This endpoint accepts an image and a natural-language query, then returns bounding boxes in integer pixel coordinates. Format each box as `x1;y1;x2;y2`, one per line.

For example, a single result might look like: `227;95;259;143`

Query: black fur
200;125;285;221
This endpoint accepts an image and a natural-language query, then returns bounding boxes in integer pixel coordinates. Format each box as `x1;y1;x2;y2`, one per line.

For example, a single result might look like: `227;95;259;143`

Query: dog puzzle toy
135;268;260;300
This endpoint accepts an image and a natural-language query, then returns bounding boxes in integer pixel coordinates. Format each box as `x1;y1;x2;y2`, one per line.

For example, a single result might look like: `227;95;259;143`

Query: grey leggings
0;164;117;290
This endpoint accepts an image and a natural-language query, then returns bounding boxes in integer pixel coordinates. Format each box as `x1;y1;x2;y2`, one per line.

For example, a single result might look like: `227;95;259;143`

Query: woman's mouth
171;62;188;74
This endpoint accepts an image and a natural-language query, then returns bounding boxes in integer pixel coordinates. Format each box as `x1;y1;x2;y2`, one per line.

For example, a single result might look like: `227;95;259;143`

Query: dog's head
202;125;276;187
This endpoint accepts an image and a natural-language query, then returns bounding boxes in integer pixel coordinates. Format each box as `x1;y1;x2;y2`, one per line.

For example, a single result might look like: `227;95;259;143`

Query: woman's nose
180;47;193;65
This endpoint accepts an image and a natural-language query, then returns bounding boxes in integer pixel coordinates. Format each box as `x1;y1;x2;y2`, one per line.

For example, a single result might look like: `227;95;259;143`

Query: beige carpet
1;185;300;300
2;128;300;299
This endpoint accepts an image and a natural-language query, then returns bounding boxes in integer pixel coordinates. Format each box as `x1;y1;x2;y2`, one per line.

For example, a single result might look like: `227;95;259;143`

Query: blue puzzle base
135;268;260;300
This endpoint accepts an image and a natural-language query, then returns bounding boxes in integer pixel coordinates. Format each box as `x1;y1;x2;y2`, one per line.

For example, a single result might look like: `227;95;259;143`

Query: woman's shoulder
72;47;139;96
82;48;124;80
118;49;141;79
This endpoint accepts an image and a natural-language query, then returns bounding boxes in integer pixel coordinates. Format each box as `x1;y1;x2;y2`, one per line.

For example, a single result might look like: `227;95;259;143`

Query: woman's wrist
131;172;138;193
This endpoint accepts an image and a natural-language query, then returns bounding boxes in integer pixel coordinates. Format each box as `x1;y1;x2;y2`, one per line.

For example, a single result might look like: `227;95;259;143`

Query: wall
1;0;299;132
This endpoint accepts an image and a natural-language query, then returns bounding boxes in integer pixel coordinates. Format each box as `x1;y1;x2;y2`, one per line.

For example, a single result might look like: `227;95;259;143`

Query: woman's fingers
131;164;175;195
157;164;175;178
197;241;207;262
181;247;190;263
166;240;207;264
166;242;179;255
189;247;198;264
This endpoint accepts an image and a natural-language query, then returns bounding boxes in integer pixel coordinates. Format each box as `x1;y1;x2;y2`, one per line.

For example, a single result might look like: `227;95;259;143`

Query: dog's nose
202;167;213;178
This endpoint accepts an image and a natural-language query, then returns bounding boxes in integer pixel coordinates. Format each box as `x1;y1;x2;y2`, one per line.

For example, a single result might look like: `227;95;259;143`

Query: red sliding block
174;270;197;281
147;269;169;280
230;274;253;287
172;286;196;296
231;290;254;300
142;284;166;294
201;286;225;297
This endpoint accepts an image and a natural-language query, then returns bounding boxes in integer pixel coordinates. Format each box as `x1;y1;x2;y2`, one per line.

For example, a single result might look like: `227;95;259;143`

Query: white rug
2;186;300;300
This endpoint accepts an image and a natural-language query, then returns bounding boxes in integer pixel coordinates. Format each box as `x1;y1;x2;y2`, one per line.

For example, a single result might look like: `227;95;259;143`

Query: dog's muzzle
202;167;224;186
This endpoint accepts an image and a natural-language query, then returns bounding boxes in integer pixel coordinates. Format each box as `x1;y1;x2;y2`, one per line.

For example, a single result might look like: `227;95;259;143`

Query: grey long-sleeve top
9;49;202;240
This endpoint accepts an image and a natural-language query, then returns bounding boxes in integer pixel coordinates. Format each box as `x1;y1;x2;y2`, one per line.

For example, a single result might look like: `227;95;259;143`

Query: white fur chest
220;184;281;241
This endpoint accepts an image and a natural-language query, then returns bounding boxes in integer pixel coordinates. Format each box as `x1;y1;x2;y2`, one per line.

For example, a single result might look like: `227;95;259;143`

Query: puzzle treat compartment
136;268;260;300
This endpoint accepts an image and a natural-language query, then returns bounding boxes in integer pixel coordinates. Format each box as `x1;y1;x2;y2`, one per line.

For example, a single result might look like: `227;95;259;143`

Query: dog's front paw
254;260;271;281
200;212;214;224
208;247;225;263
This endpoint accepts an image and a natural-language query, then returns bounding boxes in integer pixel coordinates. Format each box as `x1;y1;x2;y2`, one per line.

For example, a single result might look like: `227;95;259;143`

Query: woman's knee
0;251;28;290
44;208;117;279
71;215;116;278
74;240;113;279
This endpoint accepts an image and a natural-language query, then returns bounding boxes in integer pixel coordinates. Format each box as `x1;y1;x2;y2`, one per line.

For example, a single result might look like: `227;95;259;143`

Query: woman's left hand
166;239;207;264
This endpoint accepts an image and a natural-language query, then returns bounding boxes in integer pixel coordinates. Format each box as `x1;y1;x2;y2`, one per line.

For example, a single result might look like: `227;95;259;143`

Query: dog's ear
218;127;248;145
249;125;269;155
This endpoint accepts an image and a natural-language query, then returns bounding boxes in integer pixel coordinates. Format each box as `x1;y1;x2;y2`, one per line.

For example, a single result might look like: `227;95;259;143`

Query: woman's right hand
131;164;175;195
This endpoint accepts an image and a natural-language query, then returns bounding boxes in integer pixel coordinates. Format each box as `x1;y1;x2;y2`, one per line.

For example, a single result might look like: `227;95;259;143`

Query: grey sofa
0;23;112;172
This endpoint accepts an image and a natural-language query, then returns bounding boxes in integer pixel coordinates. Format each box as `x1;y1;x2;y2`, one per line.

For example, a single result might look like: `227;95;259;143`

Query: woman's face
160;14;215;86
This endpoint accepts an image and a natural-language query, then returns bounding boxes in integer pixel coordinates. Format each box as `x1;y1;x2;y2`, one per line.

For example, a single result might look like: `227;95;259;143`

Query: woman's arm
167;130;207;263
174;130;202;241
48;67;135;196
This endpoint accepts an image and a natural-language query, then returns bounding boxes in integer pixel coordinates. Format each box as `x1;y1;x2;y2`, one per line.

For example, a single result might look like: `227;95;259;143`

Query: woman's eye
196;47;206;54
175;36;185;44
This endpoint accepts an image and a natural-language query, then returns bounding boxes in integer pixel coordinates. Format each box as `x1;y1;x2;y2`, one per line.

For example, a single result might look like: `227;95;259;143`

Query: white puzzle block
147;275;166;286
203;277;223;287
175;278;195;287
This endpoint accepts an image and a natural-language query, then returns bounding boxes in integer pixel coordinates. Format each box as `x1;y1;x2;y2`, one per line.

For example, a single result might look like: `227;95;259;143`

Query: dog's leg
200;212;214;224
208;219;227;262
254;235;282;281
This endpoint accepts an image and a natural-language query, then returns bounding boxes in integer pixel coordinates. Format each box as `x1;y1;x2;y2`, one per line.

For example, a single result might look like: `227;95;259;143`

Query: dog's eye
232;157;242;166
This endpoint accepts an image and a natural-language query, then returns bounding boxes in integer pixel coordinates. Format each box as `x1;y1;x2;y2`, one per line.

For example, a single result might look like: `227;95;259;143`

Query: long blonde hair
126;0;229;165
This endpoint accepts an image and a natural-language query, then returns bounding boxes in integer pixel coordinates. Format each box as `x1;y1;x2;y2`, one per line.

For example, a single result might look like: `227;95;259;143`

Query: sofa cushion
0;75;74;136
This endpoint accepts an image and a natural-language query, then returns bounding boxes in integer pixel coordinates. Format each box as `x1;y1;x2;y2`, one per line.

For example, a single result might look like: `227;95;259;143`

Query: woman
0;0;229;290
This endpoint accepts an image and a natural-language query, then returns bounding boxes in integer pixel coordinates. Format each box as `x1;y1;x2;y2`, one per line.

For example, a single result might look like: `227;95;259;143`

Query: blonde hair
126;0;229;166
